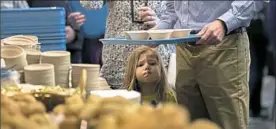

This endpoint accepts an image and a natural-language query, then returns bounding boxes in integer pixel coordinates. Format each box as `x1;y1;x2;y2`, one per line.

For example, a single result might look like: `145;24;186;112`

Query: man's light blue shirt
157;1;256;34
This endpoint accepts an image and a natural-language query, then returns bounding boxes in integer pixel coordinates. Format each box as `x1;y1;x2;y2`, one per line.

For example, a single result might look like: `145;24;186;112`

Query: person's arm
14;0;29;8
1;1;29;9
155;1;178;29
65;1;85;44
217;1;256;34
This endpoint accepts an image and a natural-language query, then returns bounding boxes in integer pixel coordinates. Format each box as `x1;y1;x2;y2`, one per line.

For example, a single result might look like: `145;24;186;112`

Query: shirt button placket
182;1;189;28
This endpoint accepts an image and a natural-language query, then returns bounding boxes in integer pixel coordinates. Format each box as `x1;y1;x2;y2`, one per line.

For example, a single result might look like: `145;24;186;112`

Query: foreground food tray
100;34;201;45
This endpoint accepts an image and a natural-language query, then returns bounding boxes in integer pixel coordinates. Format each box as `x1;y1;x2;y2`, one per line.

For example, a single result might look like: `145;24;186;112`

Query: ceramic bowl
171;29;192;38
125;31;150;40
2;35;38;50
148;29;173;40
1;45;27;70
1;45;25;59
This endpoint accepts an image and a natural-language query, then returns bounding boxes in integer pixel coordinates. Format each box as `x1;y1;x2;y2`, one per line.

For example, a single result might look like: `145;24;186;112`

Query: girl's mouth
143;71;151;77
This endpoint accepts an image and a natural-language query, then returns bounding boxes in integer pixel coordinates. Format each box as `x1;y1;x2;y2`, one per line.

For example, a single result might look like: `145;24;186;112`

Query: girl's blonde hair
123;46;175;102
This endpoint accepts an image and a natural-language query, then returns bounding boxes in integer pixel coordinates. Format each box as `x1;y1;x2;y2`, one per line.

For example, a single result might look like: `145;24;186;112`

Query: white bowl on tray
148;29;173;40
125;31;150;40
171;29;193;38
90;89;141;103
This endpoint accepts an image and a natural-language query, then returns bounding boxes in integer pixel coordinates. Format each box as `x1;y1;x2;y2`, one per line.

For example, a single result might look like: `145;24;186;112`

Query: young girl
123;46;177;104
81;0;175;89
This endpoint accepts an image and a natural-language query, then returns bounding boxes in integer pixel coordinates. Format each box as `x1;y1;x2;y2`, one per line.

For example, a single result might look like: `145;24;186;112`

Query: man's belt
188;27;247;46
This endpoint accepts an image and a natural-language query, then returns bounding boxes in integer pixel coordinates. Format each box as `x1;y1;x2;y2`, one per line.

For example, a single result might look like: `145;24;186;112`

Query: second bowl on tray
124;29;192;40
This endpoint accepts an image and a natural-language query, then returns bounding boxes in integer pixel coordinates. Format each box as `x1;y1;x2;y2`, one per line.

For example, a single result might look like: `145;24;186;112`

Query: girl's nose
144;63;150;70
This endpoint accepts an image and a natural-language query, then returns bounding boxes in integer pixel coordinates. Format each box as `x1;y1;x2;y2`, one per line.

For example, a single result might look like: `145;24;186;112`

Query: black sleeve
64;1;84;50
66;29;84;51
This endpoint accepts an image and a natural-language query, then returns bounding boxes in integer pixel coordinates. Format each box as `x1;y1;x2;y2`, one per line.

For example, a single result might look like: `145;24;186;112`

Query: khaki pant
176;33;250;129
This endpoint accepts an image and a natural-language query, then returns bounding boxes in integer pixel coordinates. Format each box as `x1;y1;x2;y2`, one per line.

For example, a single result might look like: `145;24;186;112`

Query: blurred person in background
248;1;275;118
267;0;276;48
247;2;269;117
27;0;86;63
79;1;105;65
266;0;276;120
266;0;276;67
81;0;175;89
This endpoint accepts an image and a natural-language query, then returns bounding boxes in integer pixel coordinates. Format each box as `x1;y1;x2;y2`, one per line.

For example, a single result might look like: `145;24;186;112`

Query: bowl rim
125;30;148;34
172;29;193;31
1;45;25;59
26;50;41;55
147;29;174;33
71;64;100;68
24;63;54;71
41;51;70;57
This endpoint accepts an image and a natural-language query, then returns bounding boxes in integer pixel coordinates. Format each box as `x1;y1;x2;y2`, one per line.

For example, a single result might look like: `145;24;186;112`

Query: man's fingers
197;29;212;44
75;14;86;20
139;11;156;18
138;7;151;11
68;12;81;18
76;18;86;24
207;36;218;44
197;26;207;36
142;15;156;22
144;21;156;27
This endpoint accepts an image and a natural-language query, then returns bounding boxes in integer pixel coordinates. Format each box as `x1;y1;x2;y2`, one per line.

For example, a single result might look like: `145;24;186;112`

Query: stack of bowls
24;64;55;86
2;35;39;50
26;50;41;65
41;51;71;88
71;64;100;91
18;70;25;83
97;77;111;90
1;45;28;71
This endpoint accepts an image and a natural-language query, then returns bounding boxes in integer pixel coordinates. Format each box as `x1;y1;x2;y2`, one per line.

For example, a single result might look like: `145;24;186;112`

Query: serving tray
100;34;201;45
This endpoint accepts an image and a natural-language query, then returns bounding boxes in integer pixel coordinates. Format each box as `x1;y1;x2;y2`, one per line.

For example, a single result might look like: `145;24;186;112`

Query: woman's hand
138;7;158;29
68;12;86;30
65;26;76;43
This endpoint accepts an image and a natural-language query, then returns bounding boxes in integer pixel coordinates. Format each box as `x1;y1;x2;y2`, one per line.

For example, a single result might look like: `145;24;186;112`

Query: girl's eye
149;61;157;65
137;63;143;67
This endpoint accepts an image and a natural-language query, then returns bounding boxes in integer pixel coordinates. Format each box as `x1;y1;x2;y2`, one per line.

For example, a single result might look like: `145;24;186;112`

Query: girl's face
135;51;161;84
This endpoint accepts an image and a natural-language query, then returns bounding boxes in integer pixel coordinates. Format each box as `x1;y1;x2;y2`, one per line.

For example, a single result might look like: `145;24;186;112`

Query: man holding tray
141;1;257;129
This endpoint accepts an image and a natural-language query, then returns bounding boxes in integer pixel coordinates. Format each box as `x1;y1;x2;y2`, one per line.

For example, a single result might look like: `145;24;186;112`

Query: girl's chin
139;78;157;84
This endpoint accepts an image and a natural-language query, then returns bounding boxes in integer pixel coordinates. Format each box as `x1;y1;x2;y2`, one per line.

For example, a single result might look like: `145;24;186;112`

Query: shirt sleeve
155;1;178;29
218;1;255;34
1;1;29;9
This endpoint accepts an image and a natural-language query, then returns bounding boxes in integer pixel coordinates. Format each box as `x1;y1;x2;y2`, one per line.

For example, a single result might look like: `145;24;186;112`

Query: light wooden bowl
24;64;55;86
171;29;192;38
3;35;38;50
1;45;27;70
148;29;173;40
26;50;41;64
125;31;150;40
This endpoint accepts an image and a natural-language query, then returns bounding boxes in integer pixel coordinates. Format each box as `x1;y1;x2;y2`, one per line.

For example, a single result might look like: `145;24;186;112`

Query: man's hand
138;7;157;29
196;20;226;45
68;12;86;30
65;26;75;44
